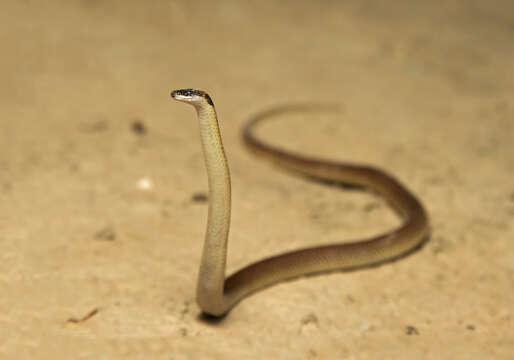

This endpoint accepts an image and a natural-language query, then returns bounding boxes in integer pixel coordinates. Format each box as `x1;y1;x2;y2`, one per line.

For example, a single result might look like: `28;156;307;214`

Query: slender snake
171;88;429;317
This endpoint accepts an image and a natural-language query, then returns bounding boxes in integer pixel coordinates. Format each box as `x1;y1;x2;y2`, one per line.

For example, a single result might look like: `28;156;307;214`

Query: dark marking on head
203;93;214;106
171;88;202;98
170;88;214;106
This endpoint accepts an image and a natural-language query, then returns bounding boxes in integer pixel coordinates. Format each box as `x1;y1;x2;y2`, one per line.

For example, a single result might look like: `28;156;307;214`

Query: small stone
131;120;147;135
301;313;319;326
405;325;419;335
137;177;154;191
191;192;208;203
94;227;116;241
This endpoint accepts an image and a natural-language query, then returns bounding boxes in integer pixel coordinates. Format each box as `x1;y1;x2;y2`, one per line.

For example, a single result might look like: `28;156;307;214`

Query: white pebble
137;177;153;191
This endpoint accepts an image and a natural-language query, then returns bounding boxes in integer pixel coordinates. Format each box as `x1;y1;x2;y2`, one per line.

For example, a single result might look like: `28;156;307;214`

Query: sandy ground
1;1;513;359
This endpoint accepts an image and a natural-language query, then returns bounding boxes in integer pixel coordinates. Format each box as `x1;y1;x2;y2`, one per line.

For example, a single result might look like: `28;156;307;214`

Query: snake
171;88;430;317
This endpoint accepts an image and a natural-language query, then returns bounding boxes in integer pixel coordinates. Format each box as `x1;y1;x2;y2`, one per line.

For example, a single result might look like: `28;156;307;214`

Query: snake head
171;88;214;107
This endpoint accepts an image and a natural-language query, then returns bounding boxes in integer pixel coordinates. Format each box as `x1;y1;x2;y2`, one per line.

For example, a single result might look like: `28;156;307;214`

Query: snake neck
195;105;232;314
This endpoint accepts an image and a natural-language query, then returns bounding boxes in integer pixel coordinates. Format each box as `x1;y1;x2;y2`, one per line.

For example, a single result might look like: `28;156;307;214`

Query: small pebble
131;120;147;135
191;192;208;203
137;177;153;191
405;325;419;335
95;227;116;241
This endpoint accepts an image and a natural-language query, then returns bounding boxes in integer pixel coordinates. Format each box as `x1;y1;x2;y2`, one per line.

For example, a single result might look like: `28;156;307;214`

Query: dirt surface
1;1;513;359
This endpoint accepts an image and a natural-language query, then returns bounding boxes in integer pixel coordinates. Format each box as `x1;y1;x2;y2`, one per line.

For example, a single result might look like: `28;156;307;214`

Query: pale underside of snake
171;89;430;317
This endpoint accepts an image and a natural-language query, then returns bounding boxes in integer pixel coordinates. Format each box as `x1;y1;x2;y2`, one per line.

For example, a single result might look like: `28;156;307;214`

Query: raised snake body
171;89;429;317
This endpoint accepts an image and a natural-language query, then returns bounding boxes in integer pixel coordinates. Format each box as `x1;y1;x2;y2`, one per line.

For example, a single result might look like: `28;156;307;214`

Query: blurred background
1;1;513;359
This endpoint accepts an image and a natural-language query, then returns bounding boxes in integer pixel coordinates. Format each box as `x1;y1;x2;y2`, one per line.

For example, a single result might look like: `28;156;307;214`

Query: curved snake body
171;89;429;317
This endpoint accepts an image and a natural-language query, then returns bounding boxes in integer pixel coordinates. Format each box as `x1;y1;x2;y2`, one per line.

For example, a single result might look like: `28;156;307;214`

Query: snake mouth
171;88;214;106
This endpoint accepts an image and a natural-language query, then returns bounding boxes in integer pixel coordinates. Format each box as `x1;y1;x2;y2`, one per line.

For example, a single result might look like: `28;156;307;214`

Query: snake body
171;89;429;317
